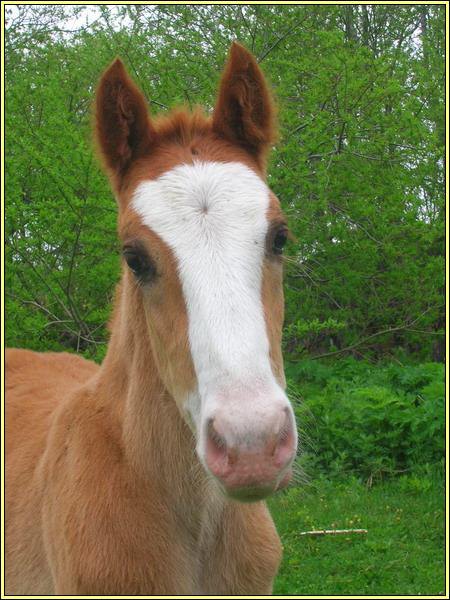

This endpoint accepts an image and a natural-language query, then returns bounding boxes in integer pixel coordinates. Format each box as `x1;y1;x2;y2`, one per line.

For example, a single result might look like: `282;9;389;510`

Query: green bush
287;359;444;481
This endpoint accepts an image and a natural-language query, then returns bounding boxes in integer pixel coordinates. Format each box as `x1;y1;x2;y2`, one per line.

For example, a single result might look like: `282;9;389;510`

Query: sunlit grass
269;471;444;596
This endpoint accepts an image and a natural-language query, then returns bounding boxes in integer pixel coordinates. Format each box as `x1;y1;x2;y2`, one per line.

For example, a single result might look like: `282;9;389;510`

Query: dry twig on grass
299;528;368;537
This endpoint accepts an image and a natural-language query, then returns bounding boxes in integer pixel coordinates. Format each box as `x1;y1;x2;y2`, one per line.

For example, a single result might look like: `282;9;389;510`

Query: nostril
272;410;296;468
266;434;278;457
206;419;228;465
207;418;226;449
278;419;292;447
227;446;238;467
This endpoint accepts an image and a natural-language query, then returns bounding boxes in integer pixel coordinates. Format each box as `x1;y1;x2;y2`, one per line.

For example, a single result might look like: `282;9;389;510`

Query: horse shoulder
5;349;99;595
40;386;194;595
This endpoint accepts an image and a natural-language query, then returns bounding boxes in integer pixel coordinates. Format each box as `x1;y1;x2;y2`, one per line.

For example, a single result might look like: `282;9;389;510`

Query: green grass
269;472;445;596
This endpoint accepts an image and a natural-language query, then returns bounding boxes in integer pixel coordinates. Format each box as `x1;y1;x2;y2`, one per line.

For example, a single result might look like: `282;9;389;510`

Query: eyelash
272;227;288;255
122;245;157;283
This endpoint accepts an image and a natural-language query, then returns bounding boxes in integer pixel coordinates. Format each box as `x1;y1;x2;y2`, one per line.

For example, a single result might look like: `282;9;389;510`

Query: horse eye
272;228;288;255
122;245;157;283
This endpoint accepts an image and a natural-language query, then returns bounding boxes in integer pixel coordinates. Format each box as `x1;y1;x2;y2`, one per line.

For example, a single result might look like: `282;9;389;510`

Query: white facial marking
132;161;281;430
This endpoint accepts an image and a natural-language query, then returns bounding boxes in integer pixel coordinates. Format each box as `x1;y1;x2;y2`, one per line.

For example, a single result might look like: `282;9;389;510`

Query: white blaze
132;161;279;430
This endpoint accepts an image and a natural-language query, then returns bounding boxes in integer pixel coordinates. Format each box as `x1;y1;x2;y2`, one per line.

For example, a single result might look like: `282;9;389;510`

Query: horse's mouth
214;467;293;503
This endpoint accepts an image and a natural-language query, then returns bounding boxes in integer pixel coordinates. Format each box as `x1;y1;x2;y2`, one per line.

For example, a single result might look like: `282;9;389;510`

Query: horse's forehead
131;161;279;392
131;161;272;254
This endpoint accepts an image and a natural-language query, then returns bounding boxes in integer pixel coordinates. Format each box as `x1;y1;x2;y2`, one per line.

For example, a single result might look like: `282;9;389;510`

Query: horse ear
212;42;277;166
95;58;156;182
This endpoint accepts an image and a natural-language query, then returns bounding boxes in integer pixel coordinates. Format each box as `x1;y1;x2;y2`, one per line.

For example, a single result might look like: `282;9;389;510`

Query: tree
5;5;445;361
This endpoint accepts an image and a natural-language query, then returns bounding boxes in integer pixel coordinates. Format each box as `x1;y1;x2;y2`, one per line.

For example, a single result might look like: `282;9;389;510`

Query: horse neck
95;275;216;520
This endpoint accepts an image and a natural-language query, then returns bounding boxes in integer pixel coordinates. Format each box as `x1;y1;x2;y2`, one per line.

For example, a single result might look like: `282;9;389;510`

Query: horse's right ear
95;59;156;182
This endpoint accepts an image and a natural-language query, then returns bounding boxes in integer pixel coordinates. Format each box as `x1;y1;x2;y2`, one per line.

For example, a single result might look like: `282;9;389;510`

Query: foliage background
5;5;445;596
5;4;445;362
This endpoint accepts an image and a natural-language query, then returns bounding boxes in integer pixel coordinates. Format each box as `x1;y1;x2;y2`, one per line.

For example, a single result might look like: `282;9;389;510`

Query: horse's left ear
212;42;277;167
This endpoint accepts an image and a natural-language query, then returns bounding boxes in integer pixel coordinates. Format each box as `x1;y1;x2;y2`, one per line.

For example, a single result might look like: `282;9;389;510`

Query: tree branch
310;308;436;360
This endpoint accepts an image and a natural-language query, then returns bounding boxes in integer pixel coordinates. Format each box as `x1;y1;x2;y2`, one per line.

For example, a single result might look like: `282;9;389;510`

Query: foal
6;42;297;595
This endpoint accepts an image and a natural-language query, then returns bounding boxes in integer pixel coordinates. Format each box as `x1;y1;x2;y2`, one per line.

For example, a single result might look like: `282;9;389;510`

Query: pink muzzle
204;407;297;501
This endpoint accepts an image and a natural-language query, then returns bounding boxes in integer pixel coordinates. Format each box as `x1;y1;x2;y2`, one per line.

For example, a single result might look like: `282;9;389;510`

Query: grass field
269;471;445;596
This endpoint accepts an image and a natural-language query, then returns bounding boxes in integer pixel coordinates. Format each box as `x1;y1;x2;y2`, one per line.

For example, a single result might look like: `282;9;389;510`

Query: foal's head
95;43;297;501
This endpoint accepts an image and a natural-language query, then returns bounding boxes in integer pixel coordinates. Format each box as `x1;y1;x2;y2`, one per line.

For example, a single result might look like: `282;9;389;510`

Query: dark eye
122;245;157;283
272;228;288;255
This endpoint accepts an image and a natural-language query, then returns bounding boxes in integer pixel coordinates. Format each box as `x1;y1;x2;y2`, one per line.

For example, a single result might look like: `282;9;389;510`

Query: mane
153;107;212;146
